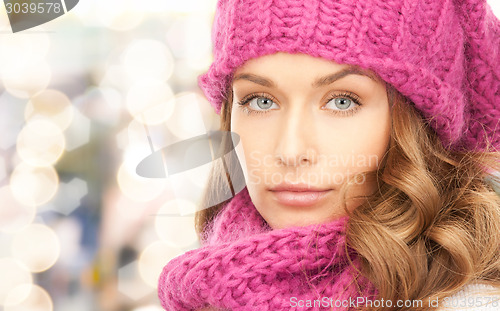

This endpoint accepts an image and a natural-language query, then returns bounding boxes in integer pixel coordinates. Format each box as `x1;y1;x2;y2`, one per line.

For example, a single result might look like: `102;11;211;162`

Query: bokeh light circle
0;186;36;233
155;200;198;248
4;284;52;311
117;161;167;202
126;80;175;125
165;14;212;61
0;32;50;77
25;90;74;131
122;39;174;82
0;156;6;182
165;93;211;139
0;258;32;306
97;0;144;31
138;241;183;288
16;119;66;167
3;61;51;99
9;163;59;206
11;224;61;273
133;306;164;311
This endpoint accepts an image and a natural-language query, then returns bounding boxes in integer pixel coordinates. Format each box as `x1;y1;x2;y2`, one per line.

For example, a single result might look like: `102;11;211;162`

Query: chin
266;212;346;230
266;217;319;230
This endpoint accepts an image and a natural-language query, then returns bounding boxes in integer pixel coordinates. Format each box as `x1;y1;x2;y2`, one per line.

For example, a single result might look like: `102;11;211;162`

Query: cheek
232;122;271;184
240;139;271;179
356;127;390;168
322;115;390;173
355;105;391;168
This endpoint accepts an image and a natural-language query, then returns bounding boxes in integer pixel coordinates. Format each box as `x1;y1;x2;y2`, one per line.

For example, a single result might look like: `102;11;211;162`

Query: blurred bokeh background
0;1;498;311
0;1;221;310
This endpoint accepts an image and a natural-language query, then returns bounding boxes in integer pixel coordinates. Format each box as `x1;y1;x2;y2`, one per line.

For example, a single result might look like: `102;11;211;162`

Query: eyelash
235;92;362;117
235;93;277;116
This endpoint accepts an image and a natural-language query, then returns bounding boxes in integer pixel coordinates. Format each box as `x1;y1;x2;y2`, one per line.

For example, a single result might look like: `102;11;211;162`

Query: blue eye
323;92;362;117
326;96;357;110
236;93;279;115
333;97;353;110
250;97;276;110
236;92;362;116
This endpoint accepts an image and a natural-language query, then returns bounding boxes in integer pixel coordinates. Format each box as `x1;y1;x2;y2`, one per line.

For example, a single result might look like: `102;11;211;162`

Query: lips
269;183;332;206
269;183;331;192
270;190;331;207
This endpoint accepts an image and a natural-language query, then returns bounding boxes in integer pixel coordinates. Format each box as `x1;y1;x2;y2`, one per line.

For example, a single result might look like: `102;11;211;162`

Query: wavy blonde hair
195;86;500;310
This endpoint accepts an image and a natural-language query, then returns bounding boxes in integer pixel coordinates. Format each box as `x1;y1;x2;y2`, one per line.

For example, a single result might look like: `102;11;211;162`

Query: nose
275;106;318;167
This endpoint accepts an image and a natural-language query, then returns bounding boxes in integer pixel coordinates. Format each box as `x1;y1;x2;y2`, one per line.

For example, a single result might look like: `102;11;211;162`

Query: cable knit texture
158;187;377;310
198;0;500;151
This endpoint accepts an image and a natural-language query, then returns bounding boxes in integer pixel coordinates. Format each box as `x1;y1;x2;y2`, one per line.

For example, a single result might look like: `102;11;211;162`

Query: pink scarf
158;187;377;310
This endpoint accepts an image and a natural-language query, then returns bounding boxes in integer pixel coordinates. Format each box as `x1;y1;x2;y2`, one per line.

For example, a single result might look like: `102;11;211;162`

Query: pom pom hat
198;0;500;151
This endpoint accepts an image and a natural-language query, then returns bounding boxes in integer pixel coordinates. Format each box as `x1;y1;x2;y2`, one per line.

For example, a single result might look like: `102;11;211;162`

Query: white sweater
438;283;500;311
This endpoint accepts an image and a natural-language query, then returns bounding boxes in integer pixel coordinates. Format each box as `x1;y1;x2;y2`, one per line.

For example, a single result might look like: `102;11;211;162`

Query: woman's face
230;52;390;229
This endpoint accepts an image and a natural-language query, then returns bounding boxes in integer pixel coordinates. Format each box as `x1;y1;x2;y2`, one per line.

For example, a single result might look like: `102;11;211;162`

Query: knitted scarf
158;187;377;310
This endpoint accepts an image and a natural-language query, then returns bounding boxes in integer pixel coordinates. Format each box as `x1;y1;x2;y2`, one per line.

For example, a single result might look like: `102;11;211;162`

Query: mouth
269;189;331;207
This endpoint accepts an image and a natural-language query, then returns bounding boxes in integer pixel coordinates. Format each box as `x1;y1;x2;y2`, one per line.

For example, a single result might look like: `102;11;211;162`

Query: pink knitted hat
198;0;500;151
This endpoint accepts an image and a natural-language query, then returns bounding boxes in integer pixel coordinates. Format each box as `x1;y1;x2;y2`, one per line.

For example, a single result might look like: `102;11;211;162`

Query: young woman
158;0;500;310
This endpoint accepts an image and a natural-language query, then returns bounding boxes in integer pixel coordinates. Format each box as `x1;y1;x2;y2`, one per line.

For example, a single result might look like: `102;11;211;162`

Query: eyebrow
232;66;378;88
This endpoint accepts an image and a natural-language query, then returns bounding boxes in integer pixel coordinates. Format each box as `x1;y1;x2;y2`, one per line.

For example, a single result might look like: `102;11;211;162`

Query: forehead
232;53;380;90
